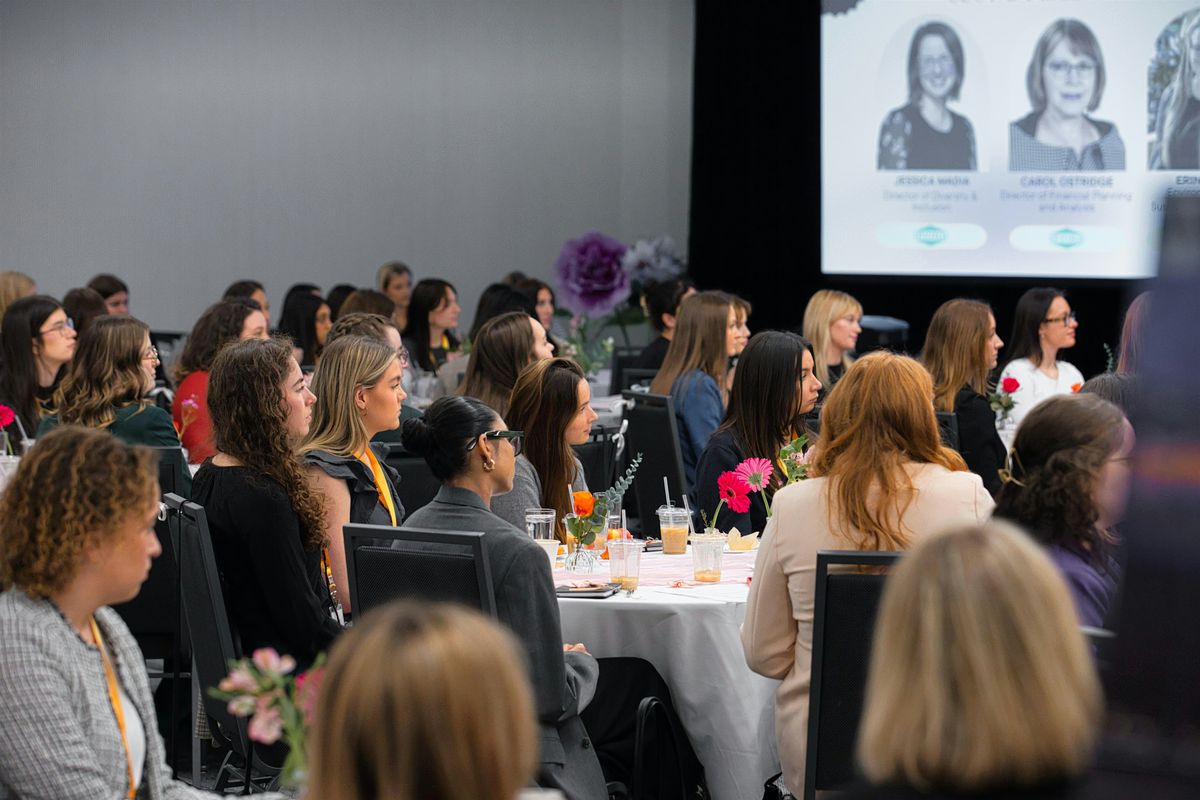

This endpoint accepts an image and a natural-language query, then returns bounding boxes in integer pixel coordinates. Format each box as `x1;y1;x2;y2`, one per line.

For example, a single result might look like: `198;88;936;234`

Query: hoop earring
483;458;496;472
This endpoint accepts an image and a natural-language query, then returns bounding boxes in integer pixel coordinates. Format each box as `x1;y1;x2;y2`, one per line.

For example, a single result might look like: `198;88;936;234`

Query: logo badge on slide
1050;228;1083;249
1009;225;1122;253
876;223;986;250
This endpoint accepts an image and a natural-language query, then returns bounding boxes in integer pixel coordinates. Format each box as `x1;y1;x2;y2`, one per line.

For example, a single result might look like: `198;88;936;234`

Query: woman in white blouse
997;288;1083;430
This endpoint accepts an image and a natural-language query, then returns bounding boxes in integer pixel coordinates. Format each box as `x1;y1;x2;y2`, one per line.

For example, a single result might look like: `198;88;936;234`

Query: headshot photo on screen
1149;8;1200;169
1009;18;1125;171
878;21;977;170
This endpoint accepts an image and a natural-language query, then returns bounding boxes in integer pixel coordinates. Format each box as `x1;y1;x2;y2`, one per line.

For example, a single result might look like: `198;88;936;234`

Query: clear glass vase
564;536;597;574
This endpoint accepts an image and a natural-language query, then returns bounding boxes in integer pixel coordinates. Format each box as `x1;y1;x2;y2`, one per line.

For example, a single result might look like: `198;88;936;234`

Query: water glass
525;508;556;540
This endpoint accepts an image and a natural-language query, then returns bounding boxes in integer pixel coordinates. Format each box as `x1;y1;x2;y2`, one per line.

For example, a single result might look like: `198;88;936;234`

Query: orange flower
572;491;595;517
1071;383;1082;393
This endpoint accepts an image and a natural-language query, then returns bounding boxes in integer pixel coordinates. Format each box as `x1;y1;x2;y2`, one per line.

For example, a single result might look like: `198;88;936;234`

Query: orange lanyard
90;617;137;800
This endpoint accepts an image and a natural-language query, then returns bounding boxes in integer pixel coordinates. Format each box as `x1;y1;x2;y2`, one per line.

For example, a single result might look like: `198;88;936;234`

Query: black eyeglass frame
466;429;524;456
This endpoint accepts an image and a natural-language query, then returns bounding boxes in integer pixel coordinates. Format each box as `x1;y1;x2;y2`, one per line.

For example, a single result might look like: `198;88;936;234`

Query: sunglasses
467;429;523;457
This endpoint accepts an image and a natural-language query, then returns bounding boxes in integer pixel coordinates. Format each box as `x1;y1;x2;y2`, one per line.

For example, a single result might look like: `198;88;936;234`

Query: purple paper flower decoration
555;231;631;316
622;235;685;285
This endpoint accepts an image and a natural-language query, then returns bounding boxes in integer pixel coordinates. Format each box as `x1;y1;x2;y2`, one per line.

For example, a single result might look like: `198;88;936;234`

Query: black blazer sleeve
954;390;1007;497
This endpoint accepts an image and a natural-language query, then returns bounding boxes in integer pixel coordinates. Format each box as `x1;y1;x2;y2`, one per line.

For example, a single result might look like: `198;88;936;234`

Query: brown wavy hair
922;299;994;413
993;394;1125;567
174;298;261;383
458;311;536;418
0;426;158;598
52;315;150;429
808;352;967;551
650;291;734;396
505;357;586;541
208;337;327;548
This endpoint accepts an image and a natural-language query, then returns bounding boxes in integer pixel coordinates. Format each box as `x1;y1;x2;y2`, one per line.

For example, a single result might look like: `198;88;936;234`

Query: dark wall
687;1;1139;378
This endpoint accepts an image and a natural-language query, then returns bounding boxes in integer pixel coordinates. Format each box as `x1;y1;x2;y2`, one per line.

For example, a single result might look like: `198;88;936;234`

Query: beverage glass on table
607;539;642;595
690;534;724;583
525;508;556;540
657;505;690;555
535;538;560;569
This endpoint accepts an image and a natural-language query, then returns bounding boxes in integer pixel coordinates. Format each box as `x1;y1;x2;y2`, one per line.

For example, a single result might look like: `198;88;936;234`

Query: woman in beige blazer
742;352;994;795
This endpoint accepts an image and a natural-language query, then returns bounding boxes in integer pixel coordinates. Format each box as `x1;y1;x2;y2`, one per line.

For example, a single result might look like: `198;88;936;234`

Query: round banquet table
553;548;780;800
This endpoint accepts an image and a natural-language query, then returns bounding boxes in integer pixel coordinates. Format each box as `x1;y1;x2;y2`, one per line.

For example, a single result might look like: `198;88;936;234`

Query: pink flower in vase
716;471;751;514
251;648;296;677
734;458;774;492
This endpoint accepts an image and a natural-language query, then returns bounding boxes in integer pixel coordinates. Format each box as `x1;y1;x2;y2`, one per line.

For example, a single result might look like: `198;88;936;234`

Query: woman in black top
632;278;694;371
921;299;1006;496
277;287;332;367
695;332;821;535
401;278;461;374
878;21;976;171
191;337;340;668
0;296;77;450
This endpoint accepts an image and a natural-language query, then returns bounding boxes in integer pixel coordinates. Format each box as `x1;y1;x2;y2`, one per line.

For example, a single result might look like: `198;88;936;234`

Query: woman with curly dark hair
994;393;1134;628
172;299;269;463
191;337;340;668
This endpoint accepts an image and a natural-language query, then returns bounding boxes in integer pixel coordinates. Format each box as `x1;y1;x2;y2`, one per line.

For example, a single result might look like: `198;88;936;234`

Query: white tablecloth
554;550;780;800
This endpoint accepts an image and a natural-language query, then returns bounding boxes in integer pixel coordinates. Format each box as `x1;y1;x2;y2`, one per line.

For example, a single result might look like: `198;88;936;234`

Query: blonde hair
0;271;35;326
808;352;966;551
803;289;862;388
307;601;538;800
858;521;1101;790
650;290;734;396
300;335;399;458
51;315;150;429
922;299;993;413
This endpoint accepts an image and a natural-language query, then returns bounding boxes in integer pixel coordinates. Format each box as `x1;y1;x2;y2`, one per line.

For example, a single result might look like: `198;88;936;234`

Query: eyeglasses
467;429;524;457
1042;312;1077;326
38;318;75;336
1045;60;1096;80
142;345;160;363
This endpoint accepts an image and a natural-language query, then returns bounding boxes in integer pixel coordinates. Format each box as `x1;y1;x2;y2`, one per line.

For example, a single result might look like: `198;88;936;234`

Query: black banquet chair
620;391;687;538
381;444;441;515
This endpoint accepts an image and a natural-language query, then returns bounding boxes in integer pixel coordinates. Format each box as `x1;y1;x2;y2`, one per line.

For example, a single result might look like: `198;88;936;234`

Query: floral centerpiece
778;435;810;483
554;232;687;377
563;453;642;573
210;648;325;789
989;376;1020;428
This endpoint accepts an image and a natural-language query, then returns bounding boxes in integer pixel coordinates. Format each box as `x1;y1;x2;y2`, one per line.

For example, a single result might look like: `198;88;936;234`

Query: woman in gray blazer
0;427;278;799
401;396;608;800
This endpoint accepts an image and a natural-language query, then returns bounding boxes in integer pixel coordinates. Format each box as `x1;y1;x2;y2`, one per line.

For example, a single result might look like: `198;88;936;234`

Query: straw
663;477;672;508
621;508;627;532
681;495;696;535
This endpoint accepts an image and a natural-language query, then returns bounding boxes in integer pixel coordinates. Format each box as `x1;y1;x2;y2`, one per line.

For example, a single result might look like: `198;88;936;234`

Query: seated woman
921;298;1007;496
62;287;108;337
401;396;606;799
742;352;994;796
325;311;421;443
337;288;395;319
632;278;694;371
401;278;461;375
376;260;412;331
172;298;270;463
0;426;243;800
0;271;35;321
222;279;271;326
300;335;407;617
87;273;130;315
459;311;554;419
998;288;1083;429
39;315;180;449
443;283;536;395
516;276;564;355
844;522;1101;799
191;338;341;668
695;331;820;535
802;289;862;402
650;291;739;490
307;601;539;800
994;394;1133;628
0;296;76;450
492;358;598;538
277;287;332;367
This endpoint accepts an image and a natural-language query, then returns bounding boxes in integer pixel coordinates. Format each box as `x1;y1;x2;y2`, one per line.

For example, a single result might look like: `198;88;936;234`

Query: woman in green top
38;315;181;449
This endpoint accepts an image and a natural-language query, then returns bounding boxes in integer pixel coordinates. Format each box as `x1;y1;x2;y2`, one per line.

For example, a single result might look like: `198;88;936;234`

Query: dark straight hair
402;278;460;372
278;290;328;366
0;295;65;438
401;395;499;482
467;283;535;342
1002;287;1064;369
717;331;813;499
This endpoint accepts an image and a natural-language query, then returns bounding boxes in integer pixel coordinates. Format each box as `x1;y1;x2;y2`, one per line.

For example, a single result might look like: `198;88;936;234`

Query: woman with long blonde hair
38;315;179;448
742;352;993;795
650;291;741;489
300;335;407;616
802;289;862;396
307;601;539;800
921;298;1006;495
850;522;1101;798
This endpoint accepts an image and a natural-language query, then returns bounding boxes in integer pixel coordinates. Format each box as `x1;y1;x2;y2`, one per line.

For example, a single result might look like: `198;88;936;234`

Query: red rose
1000;377;1020;394
0;405;13;428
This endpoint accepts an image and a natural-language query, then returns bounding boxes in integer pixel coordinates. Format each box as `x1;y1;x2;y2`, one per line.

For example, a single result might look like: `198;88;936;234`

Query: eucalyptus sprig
563;453;642;546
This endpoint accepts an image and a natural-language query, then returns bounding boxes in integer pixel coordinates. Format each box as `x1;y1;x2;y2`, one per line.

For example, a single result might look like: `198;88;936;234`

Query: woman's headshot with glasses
1010;18;1125;171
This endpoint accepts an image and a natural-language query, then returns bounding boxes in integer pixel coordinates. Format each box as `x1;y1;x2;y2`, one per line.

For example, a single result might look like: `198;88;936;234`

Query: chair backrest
344;524;497;618
166;493;251;758
110;508;182;659
153;446;190;499
381;445;441;515
609;346;644;396
936;411;960;451
621;368;658;392
573;424;619;494
805;549;902;800
620;391;686;538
